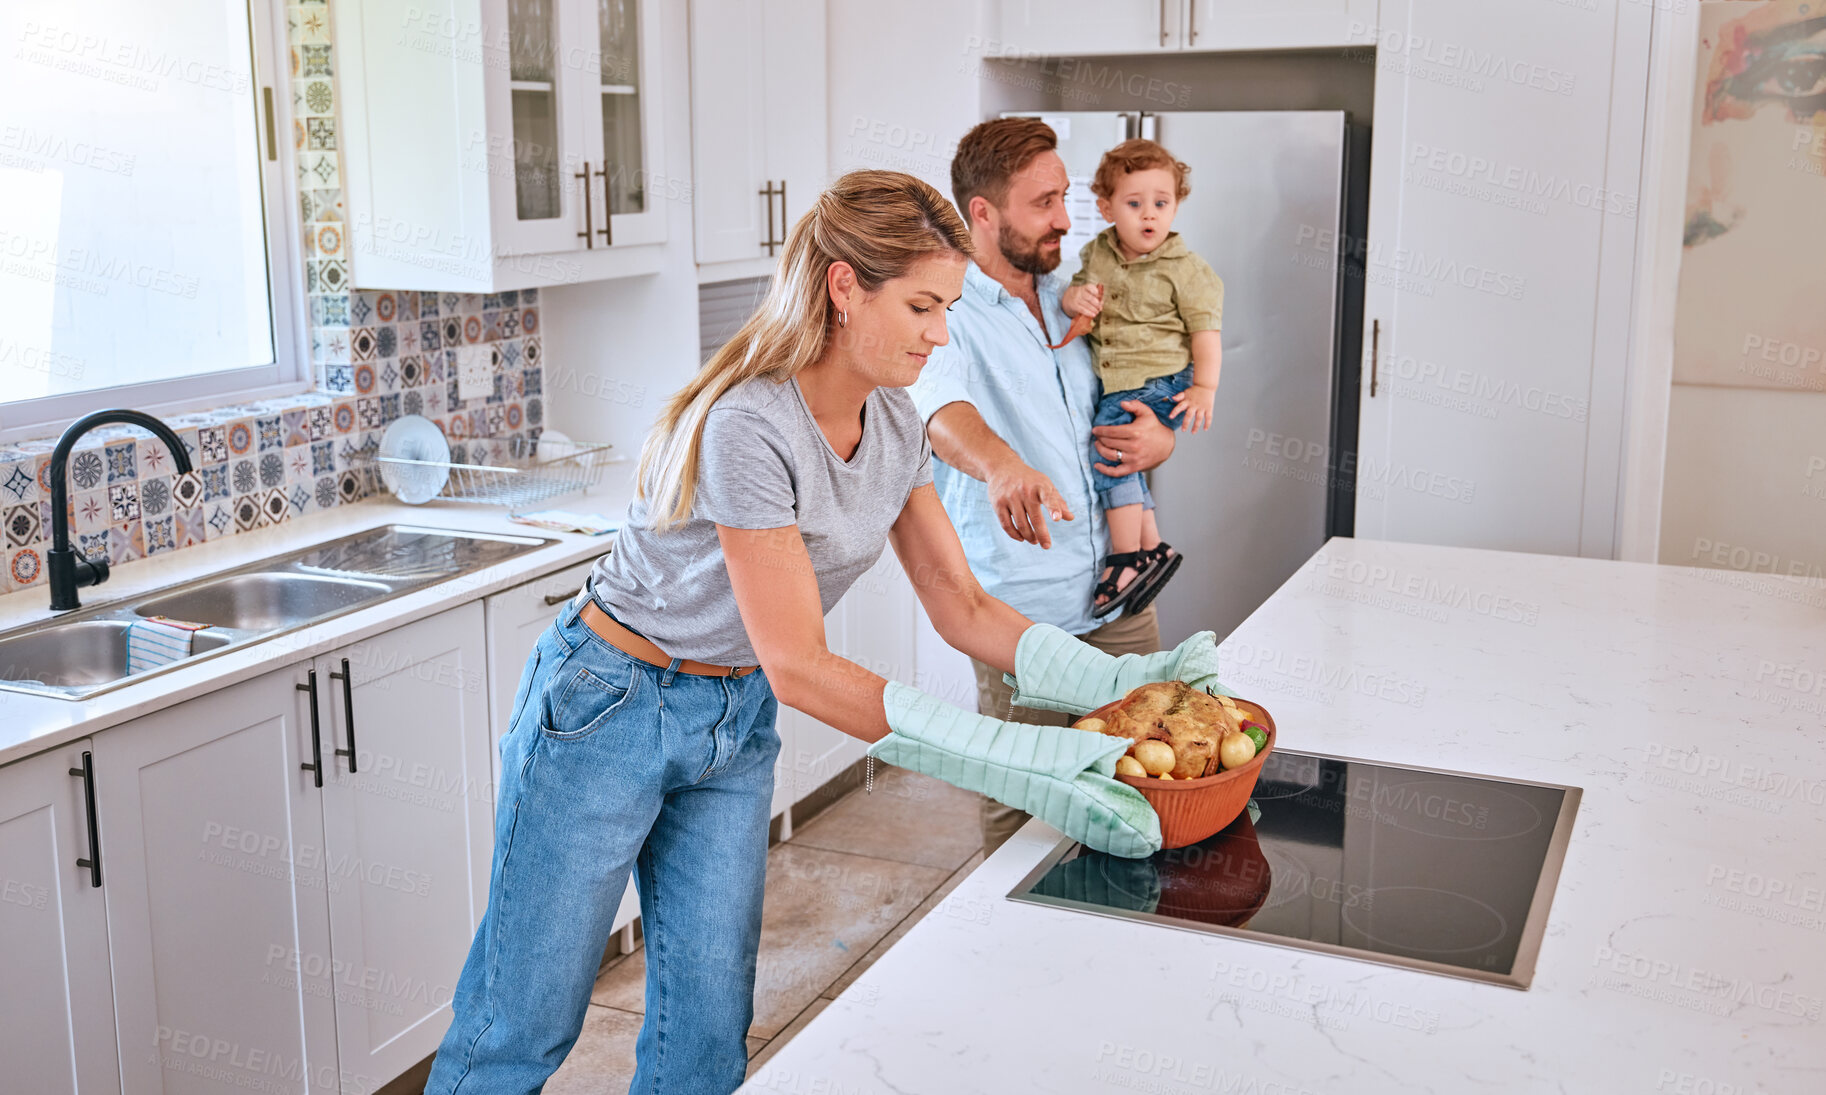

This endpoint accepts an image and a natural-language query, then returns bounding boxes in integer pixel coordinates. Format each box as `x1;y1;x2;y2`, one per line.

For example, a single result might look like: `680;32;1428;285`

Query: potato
1075;716;1107;733
1133;739;1177;777
1114;755;1146;778
1158;772;1174;780
1218;731;1257;771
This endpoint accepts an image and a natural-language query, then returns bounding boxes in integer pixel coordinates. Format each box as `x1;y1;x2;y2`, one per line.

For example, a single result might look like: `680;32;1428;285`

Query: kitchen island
743;538;1826;1095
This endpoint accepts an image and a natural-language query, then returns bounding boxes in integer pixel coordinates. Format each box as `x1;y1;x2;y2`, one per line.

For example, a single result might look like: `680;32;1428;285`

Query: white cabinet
317;603;494;1082
336;0;669;291
482;561;640;935
989;0;1372;54
96;666;341;1095
689;0;828;280
94;602;494;1094
1353;0;1649;556
0;740;119;1095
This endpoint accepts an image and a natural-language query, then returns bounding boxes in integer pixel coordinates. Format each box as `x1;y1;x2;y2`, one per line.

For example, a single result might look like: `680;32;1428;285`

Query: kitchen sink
0;524;552;700
0;620;235;690
133;572;393;631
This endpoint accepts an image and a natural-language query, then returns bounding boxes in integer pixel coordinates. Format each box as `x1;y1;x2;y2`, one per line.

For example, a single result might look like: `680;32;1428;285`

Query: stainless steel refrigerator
1009;110;1369;646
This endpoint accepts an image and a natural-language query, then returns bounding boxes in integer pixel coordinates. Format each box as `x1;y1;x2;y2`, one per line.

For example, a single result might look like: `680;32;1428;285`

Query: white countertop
744;538;1826;1095
0;475;636;768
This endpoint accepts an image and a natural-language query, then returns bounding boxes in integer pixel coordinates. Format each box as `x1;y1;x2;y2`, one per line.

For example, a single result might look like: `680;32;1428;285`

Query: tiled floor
391;766;985;1093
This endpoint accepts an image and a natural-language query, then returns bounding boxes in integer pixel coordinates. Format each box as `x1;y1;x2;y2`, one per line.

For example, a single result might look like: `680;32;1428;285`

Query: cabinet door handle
1160;0;1171;45
544;590;575;606
595;163;613;245
759;180;778;255
1369;319;1380;398
576;160;595;249
298;669;323;788
776;179;788;250
1187;1;1198;45
330;657;357;774
69;750;101;888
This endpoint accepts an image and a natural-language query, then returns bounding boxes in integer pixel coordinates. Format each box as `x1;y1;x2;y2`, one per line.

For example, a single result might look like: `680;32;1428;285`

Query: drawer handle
544;590;575;606
330;657;357;774
69;750;101;888
298;669;323;788
576;160;595;249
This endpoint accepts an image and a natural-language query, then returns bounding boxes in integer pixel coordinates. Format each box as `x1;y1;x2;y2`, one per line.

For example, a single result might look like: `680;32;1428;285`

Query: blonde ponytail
636;170;972;530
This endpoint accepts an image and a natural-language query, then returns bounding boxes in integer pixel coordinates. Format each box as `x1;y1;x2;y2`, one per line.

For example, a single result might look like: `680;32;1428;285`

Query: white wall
540;0;699;468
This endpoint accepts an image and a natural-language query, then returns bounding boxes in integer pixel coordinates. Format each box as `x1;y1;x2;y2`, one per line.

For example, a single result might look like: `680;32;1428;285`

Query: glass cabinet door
507;0;561;221
597;0;644;218
492;0;589;255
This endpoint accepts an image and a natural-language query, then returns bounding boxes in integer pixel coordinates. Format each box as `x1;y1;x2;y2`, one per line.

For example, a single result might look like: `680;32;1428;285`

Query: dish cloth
126;616;209;674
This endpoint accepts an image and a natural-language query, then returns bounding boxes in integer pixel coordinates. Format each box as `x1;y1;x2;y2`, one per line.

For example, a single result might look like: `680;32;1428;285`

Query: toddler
1060;138;1224;617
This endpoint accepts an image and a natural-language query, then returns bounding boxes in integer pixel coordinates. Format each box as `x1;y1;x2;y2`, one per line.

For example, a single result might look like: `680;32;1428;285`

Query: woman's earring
837;310;848;327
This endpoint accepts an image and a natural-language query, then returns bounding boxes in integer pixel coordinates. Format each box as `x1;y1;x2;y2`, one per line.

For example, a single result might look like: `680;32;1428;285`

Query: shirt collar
1093;226;1187;264
964;259;1065;307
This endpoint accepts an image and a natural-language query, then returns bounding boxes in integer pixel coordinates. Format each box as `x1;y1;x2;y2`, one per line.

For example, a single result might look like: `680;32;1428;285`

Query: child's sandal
1091;551;1149;618
1125;543;1184;614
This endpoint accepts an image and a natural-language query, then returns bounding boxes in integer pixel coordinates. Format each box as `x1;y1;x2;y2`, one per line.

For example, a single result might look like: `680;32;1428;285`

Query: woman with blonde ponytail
429;171;1218;1095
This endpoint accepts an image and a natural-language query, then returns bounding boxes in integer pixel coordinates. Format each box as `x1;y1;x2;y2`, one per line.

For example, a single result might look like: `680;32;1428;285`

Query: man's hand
1092;400;1177;477
986;458;1075;548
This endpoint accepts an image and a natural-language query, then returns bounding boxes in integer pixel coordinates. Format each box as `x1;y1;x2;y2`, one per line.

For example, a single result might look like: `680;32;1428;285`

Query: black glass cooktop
1008;750;1581;988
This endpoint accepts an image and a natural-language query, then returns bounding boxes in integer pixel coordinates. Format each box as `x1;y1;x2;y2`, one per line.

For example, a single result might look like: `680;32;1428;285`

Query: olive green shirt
1069;228;1224;394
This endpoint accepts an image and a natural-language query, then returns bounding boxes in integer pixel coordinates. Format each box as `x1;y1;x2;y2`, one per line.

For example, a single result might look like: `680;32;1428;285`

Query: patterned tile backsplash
2;0;546;595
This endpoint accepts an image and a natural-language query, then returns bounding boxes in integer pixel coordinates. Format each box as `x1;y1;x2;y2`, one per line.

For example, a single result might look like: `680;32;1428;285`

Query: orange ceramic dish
1082;695;1277;850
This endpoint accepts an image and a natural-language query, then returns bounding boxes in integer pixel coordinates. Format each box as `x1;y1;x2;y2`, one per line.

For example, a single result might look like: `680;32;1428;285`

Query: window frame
0;0;310;444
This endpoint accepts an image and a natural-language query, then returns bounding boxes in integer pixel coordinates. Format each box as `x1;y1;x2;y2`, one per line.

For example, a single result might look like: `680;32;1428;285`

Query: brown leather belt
580;598;759;678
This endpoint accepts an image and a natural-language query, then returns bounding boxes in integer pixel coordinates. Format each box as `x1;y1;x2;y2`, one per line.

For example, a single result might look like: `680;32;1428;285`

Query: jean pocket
504;647;543;739
541;662;639;742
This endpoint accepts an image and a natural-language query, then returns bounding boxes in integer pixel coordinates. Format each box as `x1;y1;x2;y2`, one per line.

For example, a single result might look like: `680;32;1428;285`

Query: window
0;0;304;440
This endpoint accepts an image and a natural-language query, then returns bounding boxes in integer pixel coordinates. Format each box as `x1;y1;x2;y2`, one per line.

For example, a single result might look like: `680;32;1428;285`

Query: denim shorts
1090;363;1193;511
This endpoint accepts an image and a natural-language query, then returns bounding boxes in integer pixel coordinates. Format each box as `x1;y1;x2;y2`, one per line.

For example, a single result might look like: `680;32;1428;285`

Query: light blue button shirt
909;261;1110;635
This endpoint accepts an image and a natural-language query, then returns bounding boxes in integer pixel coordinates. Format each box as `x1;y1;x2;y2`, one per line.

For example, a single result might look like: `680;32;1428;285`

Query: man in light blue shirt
909;118;1178;851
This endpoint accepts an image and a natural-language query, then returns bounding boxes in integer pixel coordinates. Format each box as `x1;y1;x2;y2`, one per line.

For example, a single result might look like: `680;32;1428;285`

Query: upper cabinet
989;0;1376;55
689;0;829;281
336;0;668;291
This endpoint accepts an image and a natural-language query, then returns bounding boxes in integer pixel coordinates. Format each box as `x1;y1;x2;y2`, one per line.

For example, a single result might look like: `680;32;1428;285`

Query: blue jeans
1091;364;1193;511
427;595;781;1095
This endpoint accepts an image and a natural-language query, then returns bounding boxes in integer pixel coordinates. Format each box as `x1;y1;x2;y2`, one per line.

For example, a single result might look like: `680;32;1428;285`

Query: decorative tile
308;405;333;440
262;488;290;525
256;415;285;451
2;461;37;503
175;506;206;547
311;441;336;476
226;418;256;457
306;116;336;150
399;354;423;387
198;426;228;463
73;491;109;534
107;521;142;565
171;471;203;510
108;483;140;522
523;337;541;368
68;449;105;491
258;452;286;489
312;223;343;259
379;392;400;422
287;483;312;516
313;257;348;292
285;446;313;482
206;504;234;538
351;328;378;363
283;409;310;446
375;325;398;359
307;189;343;224
350;293;375;325
332;401;356;434
8;546;44;588
4;504;40;547
139;476;172;517
77;530;109;562
401;390;424;417
324;363;354;392
144;515;177;555
315;475;339;511
338;470;362;504
419;320;442;353
201;465;230;501
311;293;350;327
233;494;264;532
232;458;258;495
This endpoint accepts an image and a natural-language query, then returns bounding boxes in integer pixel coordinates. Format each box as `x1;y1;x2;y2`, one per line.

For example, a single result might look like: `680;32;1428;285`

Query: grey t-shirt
589;376;933;666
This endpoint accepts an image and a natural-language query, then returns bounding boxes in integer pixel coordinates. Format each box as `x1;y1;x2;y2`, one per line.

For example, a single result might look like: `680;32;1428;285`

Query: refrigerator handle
1136;113;1157;141
1369;319;1380;398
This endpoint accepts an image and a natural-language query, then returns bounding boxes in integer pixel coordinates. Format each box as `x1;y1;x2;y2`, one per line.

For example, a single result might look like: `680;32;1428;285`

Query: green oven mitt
1002;623;1229;716
869;682;1161;859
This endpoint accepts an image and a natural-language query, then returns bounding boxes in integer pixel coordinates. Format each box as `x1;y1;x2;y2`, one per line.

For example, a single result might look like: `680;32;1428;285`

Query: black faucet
47;409;195;611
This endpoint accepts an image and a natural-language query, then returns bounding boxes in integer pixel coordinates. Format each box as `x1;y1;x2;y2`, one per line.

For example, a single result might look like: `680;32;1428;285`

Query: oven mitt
1002;623;1228;716
870;681;1161;859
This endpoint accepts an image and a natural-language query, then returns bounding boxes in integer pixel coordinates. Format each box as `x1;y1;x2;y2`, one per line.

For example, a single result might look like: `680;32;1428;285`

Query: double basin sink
0;525;552;700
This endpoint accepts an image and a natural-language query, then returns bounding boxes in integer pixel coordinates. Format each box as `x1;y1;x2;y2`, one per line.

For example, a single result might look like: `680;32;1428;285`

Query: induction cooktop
1007;750;1581;988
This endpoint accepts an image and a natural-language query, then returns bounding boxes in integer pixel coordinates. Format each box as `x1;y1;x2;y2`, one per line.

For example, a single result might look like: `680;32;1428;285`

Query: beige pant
971;604;1162;854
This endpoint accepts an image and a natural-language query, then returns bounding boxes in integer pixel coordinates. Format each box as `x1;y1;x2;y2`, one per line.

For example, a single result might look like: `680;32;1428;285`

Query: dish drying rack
356;436;622;513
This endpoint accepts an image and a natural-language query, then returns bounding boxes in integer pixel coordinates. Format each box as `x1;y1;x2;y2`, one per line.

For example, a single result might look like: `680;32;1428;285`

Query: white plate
376;415;451;505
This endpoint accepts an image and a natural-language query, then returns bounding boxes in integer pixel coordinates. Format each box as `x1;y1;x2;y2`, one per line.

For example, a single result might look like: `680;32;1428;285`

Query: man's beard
998;221;1065;276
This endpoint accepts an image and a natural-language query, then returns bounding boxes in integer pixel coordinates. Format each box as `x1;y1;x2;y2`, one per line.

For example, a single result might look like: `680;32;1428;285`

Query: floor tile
787;767;983;871
746;997;831;1078
543;1005;642;1095
824;849;985;999
591;843;948;1038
